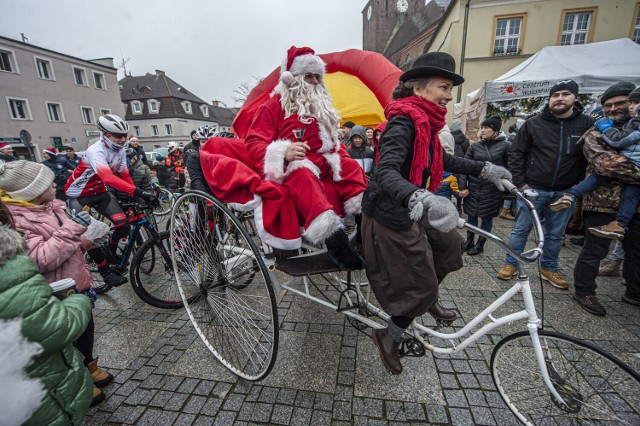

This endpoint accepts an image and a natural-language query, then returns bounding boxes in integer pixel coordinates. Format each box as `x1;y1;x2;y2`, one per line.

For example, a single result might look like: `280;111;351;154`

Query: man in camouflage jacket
573;82;640;315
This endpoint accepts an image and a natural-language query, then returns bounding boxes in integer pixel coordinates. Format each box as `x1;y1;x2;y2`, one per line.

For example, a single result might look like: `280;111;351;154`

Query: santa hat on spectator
42;147;57;157
129;135;139;142
0;160;54;202
279;46;326;86
0;142;11;151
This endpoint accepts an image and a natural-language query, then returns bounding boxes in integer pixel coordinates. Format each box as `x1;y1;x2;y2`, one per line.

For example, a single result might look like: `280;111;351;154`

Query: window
0;49;18;73
132;101;143;114
133;126;141;137
45;102;65;122
493;15;525;56
80;106;95;124
148;99;159;114
164;124;173;135
200;104;209;117
100;108;111;116
73;67;87;86
35;57;55;80
6;97;31;120
151;125;159;136
631;3;640;44
181;101;192;114
560;9;594;46
93;71;106;90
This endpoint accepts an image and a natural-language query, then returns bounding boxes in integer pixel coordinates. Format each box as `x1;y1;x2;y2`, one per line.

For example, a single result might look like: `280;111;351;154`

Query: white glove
408;190;459;232
81;217;111;242
71;211;91;227
480;162;512;191
91;235;109;247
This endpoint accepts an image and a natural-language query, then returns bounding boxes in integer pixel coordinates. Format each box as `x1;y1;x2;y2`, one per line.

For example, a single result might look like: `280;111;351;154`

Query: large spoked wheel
130;230;199;309
491;330;640;425
153;187;175;217
169;191;279;381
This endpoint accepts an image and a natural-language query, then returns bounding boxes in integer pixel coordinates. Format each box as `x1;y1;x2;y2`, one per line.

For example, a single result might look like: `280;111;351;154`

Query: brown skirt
361;213;464;318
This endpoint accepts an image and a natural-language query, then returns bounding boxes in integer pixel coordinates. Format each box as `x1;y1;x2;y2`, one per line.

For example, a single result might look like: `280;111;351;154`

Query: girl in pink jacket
0;159;113;406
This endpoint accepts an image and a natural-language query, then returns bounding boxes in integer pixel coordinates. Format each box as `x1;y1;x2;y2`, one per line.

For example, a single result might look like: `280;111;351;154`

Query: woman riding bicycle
360;52;512;374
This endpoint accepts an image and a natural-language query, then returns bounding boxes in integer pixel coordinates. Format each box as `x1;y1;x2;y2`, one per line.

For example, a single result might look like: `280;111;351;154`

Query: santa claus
244;46;367;271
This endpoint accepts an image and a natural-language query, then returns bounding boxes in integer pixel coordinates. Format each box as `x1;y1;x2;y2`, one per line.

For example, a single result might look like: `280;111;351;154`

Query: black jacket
362;115;485;231
452;130;470;158
509;104;593;190
185;151;211;193
459;134;511;218
0;152;17;162
183;140;200;166
131;145;148;165
65;153;81;168
347;144;375;176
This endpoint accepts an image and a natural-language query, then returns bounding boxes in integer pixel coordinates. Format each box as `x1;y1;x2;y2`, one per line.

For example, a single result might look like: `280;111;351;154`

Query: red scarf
384;96;446;191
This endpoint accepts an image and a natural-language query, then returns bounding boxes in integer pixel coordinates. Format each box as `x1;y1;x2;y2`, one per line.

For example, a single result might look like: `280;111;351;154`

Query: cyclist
183;125;216;190
165;142;184;191
65;114;157;286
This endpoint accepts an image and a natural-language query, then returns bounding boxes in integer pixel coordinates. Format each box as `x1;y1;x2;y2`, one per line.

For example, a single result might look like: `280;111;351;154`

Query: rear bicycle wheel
130;230;198;309
170;191;278;381
491;330;640;425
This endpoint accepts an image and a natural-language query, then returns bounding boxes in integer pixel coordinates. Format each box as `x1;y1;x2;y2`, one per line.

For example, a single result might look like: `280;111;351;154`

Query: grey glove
408;189;459;232
71;211;91;227
480;162;512;191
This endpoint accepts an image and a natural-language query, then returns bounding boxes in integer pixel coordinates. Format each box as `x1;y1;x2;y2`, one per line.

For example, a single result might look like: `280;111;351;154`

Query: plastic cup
49;278;77;299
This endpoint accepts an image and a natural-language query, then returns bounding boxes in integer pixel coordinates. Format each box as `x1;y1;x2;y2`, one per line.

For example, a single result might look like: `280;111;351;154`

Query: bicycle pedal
435;318;455;328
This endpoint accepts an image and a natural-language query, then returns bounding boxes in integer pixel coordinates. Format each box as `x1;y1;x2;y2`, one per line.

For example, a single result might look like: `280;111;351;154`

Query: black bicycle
86;200;198;309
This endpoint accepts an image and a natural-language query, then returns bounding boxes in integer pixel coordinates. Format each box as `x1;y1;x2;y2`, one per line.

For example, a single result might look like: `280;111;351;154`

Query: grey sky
1;0;366;107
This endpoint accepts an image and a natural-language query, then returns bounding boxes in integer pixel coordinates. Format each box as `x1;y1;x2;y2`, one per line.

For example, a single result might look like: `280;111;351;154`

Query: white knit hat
0;160;55;201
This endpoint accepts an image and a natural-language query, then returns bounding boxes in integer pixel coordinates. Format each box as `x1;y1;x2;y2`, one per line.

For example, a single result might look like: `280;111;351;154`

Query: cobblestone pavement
83;215;640;425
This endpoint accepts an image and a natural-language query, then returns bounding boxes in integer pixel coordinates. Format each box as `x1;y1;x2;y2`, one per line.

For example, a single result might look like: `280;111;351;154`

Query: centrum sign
0;137;22;144
486;80;553;102
86;130;101;137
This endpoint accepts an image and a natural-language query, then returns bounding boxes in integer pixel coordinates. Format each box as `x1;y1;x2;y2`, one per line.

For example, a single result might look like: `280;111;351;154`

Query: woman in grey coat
458;115;511;255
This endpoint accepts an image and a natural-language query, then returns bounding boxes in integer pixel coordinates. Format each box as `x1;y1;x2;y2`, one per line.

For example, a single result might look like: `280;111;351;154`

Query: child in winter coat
0;160;113;406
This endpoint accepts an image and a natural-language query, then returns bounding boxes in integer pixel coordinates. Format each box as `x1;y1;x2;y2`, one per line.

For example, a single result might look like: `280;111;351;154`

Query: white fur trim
322;152;342;182
343;193;363;216
253;200;301;250
280;71;294;85
285;159;320;179
317;123;337;153
263;139;291;184
281;54;326;77
303;210;344;245
228;194;262;212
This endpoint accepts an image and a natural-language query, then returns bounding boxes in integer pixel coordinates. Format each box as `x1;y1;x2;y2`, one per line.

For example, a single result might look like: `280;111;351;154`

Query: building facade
426;0;640;106
0;35;123;160
119;71;235;151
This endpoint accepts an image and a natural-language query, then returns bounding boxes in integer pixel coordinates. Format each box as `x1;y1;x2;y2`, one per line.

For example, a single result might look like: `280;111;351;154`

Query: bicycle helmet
96;114;130;134
195;125;216;140
217;131;236;139
125;148;139;159
167;141;177;153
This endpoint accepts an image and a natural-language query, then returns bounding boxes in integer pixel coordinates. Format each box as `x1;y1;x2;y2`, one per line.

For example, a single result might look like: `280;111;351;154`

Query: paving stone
295;390;315;407
193;416;215;426
237;402;273;422
314;392;333;411
222;393;245;411
464;389;488;407
124;388;155;406
332;400;352;421
200;397;223;416
276;387;297;405
213;411;237;426
444;389;469;407
290;407;313;425
403;402;426;421
172;413;196;426
425;404;449;424
258;386;279;403
165;392;189;411
385;401;407;421
271;404;294;425
183;395;208;414
245;384;262;401
449;407;475;425
310;409;333;425
471;406;496;425
177;377;200;394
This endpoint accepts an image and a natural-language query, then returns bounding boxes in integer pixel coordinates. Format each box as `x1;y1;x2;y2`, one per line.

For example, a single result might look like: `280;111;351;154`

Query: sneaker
598;259;622;277
539;268;569;290
549;194;575;212
622;293;640;306
573;294;606;316
497;264;518;280
589;221;625;240
99;268;128;287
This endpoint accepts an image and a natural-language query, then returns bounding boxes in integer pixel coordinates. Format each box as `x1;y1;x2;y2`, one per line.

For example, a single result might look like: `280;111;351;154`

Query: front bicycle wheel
491;330;640;425
130;230;198;309
153;187;174;217
170;191;278;381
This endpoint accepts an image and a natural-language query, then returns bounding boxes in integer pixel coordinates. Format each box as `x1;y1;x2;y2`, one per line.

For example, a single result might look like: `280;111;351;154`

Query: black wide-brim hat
400;52;464;86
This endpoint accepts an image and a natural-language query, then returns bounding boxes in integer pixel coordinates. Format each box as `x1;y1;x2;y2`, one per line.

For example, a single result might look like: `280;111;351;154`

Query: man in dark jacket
497;79;593;289
572;81;639;316
41;148;75;201
0;142;17;162
128;136;149;165
341;121;355;146
63;146;82;168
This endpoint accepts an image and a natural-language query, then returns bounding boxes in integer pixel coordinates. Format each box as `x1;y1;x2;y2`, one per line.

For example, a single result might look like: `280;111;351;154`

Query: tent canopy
233;49;402;137
484;38;640;102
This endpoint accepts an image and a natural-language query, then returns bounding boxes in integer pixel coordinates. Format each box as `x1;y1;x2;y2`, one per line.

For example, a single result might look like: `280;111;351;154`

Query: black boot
427;301;458;322
466;237;486;256
325;229;365;271
99;267;128;287
372;329;403;375
463;232;475;252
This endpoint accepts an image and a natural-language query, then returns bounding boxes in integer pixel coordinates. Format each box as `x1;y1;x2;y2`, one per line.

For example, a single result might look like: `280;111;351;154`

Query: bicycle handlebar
457;179;544;264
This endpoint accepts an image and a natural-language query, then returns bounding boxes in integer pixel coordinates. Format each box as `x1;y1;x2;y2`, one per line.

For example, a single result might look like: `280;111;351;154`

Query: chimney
155;69;165;76
211;100;219;107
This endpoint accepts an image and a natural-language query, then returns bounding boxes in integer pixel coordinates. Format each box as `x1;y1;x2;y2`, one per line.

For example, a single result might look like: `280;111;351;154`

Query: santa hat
0;142;11;150
280;46;326;86
42;147;57;157
129;135;139;142
0;160;55;202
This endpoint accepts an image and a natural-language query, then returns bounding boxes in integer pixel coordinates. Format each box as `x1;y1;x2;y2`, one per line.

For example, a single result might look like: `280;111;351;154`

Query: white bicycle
169;183;640;425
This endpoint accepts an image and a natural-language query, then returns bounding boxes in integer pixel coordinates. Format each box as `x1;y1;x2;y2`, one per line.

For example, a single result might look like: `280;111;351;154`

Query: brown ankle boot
87;358;113;388
91;385;105;406
372;329;403;375
499;208;515;220
427;302;458;322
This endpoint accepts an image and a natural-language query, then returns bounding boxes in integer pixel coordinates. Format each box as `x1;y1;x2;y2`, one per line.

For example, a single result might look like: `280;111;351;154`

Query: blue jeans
467;216;494;233
505;189;574;270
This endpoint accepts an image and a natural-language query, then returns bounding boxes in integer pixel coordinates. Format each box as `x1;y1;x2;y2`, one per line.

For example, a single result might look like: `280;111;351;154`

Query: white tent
454;38;640;134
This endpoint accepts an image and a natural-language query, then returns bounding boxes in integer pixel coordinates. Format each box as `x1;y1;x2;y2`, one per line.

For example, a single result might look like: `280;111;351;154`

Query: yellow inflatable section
324;71;385;129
